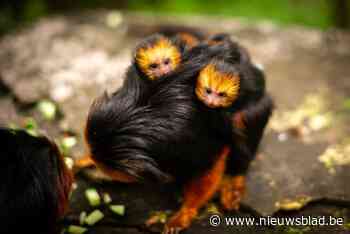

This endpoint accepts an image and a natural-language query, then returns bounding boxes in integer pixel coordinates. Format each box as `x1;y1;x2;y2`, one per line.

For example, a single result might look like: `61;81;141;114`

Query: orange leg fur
220;175;246;211
163;146;230;233
75;155;95;169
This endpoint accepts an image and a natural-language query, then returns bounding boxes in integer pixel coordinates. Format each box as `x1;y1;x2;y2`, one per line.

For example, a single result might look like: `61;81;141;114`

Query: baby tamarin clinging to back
195;57;273;210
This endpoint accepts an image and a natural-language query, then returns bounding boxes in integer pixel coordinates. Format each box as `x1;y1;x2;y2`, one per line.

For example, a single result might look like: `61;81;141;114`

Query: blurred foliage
128;0;334;29
0;0;349;35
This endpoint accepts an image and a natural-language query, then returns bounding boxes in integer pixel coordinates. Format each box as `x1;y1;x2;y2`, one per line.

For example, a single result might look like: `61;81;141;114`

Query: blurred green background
0;0;349;35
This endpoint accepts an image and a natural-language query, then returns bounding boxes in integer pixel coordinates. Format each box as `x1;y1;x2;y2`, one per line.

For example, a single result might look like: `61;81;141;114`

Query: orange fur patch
196;63;240;108
136;37;181;80
233;111;246;129
220;175;246;211
164;146;230;231
178;32;200;48
75;155;95;169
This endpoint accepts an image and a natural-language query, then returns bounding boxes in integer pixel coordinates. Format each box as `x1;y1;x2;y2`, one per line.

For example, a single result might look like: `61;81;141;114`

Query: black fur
0;127;72;234
206;33;251;64
227;94;274;175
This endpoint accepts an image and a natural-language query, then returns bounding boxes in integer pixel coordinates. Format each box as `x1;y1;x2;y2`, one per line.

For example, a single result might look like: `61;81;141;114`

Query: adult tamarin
84;50;237;233
78;34;266;233
195;57;273;211
0;127;73;234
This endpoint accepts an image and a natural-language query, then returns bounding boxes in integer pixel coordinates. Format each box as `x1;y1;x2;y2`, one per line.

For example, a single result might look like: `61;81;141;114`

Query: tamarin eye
218;92;227;97
163;58;171;65
205;88;212;94
149;63;159;69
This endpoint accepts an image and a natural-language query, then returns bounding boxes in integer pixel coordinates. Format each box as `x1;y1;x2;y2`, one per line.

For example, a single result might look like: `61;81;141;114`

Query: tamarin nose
160;65;171;75
207;94;218;106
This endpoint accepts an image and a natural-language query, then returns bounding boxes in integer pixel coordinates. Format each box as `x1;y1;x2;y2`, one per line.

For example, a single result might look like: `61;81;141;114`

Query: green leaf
85;188;101;207
84;210;104;226
67;225;88;234
110;205;125;216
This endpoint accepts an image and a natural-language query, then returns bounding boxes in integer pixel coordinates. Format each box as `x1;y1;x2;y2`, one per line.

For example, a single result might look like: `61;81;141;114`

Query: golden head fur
135;36;181;80
196;63;240;108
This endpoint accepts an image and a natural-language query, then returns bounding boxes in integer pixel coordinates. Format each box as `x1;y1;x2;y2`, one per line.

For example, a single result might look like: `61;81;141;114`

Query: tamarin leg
220;175;246;211
163;146;230;233
223;95;273;210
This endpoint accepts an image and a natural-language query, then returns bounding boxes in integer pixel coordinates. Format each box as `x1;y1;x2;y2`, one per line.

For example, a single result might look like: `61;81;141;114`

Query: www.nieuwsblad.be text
209;215;344;227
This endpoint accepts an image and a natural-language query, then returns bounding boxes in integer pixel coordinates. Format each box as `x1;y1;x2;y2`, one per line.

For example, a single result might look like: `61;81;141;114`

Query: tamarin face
196;62;240;108
135;35;182;80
